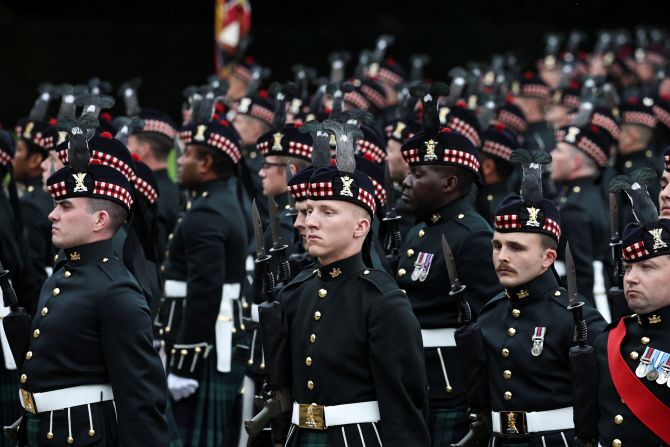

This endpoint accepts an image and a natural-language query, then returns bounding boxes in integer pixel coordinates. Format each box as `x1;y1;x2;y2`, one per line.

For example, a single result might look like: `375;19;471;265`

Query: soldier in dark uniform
19;125;169;446
495;101;529;147
593;185;670;447
659;146;670;217
160;117;247;447
396;92;502;445
478;123;518;225
545;82;581;131
13;119;59;280
476;154;606;446
277;128;430;446
127;109;181;263
551;125;611;306
510;72;555;153
616;97;663;226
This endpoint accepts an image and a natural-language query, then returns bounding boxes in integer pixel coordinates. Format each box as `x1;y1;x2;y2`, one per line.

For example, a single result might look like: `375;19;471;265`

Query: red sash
607;318;670;444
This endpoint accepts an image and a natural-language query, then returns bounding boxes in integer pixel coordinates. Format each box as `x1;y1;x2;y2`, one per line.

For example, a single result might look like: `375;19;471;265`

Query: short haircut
624;124;654;147
86;198;128;234
481;153;515;179
273;155;310;172
22;138;48;160
134;132;174;162
431;164;475;196
539;233;558;251
192;144;235;180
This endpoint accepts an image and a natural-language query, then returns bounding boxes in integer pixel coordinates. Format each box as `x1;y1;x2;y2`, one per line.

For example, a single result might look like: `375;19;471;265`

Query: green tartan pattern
0;368;21;447
490;430;576;447
185;356;245;447
24;413;38;447
165;398;184;447
429;406;469;447
295;428;330;447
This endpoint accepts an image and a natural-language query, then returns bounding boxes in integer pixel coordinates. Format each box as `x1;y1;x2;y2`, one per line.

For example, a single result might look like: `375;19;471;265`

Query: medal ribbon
607;319;670;444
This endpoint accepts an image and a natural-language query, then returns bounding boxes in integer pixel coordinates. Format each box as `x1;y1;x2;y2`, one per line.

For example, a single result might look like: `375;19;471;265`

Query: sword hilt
270;245;291;285
567;301;586;346
255;256;276;301
0;269;18;310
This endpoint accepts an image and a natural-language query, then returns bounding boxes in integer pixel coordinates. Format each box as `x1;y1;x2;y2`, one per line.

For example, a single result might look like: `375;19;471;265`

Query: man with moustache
276;127;429;446
592;180;670;447
474;152;605;446
395;91;502;444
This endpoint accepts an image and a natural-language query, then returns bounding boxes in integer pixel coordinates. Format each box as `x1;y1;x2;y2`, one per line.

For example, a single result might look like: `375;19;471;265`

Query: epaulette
480;290;507;314
548;287;570;307
97;257;127;282
281;267;317;292
359;268;398;295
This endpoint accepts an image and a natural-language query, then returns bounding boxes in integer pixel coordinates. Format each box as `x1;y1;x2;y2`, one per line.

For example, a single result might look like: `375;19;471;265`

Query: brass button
168;233;174;240
573;186;581;193
458;213;465;219
554;290;561;296
53;254;58;263
160;265;166;273
305;357;312;366
186;201;192;210
307;380;314;390
309;334;316;343
25;351;32;360
164;326;171;333
614;414;623;425
363;269;369;275
20;374;27;384
102;257;108;263
398;268;406;278
88;429;96;437
407;249;415;258
67;436;74;444
630;351;639;360
612;439;621;447
507;328;516;337
314;311;322;321
33;329;40;338
180;349;188;356
487;194;493;201
502;348;510;357
446;386;453;393
195;346;202;353
624;160;633;169
242;301;249;309
41;307;48;317
504;391;512;401
47;432;54;440
64;271;71;278
52;288;60;297
418;229;425;238
503;370;512;380
512;309;520;318
318;289;327;298
202;191;209;198
641;337;650;345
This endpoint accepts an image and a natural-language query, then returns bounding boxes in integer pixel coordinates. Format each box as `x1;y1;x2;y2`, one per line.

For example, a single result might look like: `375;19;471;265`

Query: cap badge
23;122;34;139
565;127;580;143
439;108;449;124
72;172;88;192
272;132;284;151
525;207;541;227
516;289;529;299
194;125;207;142
69;251;81;261
329;267;342;279
649;228;667;250
339;176;354;197
238;97;251;114
392;122;406;140
423;139;439;161
649;315;662;324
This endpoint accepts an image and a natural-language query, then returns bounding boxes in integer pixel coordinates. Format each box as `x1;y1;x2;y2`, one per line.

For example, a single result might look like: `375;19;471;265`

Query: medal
636;347;654;378
531;327;546;357
411;253;425;281
418;253;434;282
659;353;670;385
646;348;663;381
647;370;660;381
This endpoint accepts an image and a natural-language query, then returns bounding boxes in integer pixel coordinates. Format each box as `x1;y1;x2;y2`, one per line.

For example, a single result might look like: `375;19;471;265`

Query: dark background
0;0;665;127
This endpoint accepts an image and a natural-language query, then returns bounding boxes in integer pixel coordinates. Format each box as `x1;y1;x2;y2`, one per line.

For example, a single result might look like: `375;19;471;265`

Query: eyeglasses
261;161;286;170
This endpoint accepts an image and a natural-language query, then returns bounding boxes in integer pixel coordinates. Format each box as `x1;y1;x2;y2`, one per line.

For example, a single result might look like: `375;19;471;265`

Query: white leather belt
20;384;114;414
421;328;456;348
492;406;574;435
215;283;241;373
291;401;380;429
164;280;186;298
251;304;260;323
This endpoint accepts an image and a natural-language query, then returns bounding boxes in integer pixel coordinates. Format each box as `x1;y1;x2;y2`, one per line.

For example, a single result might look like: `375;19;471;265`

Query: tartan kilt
165;398;184;447
295;429;329;447
172;349;245;447
0;367;20;447
428;405;469;447
489;429;576;447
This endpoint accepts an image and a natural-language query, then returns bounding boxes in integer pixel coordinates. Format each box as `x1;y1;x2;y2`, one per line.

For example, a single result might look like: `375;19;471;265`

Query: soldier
546;81;581;130
660;146;670;217
593;181;670;446
616;97;663;226
396;89;502;444
476;151;606;446
19;121;169;446
551;125;611;305
277;120;430;446
161;115;247;447
126;109;181;262
478;123;518;225
510;72;556;153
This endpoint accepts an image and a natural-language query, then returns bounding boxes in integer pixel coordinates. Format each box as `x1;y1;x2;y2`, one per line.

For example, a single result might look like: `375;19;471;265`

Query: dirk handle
0;269;18;310
255;256;276;302
270;246;291;285
567;302;587;346
382;215;402;257
609;239;624;289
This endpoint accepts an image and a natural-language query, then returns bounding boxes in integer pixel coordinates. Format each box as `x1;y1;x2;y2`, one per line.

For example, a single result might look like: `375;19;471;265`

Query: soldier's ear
543;247;558;269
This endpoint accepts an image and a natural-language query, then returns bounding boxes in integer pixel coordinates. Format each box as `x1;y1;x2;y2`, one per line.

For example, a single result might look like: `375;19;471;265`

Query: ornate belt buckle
20;389;37;415
298;403;326;430
500;411;527;435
